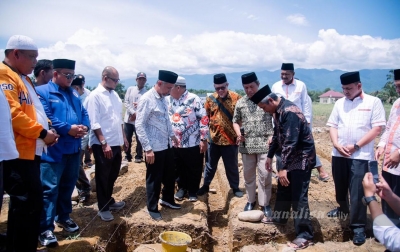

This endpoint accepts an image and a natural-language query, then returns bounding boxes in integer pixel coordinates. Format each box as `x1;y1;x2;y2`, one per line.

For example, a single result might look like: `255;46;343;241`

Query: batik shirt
168;90;209;148
205;91;241;145
267;98;316;171
232;95;273;154
378;97;400;175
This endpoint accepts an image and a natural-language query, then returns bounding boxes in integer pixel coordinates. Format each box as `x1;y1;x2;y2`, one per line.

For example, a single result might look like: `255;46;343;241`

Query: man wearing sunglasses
36;59;90;246
198;73;243;197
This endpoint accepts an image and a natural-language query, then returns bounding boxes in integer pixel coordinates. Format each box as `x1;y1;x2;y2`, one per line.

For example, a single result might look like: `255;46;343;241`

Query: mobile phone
368;160;379;184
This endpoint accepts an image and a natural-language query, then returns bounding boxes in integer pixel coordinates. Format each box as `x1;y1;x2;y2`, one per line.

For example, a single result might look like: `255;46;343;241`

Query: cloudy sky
1;0;399;82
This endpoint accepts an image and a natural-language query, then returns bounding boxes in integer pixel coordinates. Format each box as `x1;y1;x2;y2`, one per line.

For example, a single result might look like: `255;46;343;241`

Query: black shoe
159;199;181;209
55;219;79;232
124;157;132;162
261;205;273;217
244;202;256;211
38;230;58;247
148;210;162;221
174;188;187;201
197;185;209;196
233;188;243;198
353;231;366;245
78;190;91;203
327;207;349;218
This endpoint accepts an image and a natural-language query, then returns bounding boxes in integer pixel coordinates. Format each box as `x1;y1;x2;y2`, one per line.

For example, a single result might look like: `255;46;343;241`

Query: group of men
0;33;400;252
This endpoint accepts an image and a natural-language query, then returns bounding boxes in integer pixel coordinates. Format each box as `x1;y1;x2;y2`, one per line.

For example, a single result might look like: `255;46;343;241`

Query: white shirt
0;88;18;161
135;87;174;152
123;86;147;124
327;92;386;160
22;76;48;156
378;98;400;175
373;214;400;252
86;83;124;147
271;79;311;123
79;87;91;103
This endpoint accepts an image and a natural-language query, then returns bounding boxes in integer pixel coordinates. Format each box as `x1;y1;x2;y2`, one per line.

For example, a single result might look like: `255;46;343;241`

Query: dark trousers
124;123;143;160
145;148;175;213
3;156;43;252
92;145;122;212
274;168;314;240
382;171;400;223
174;146;204;196
203;143;239;190
332;156;368;230
76;150;91;192
84;149;91;164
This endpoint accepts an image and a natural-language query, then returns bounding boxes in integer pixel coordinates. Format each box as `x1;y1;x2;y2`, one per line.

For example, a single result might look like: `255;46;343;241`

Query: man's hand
123;137;129;152
384;150;400;169
68;125;87;138
102;143;113;159
375;146;384;161
145;150;155;164
133;102;138;108
236;135;245;145
171;136;179;147
128;113;136;121
43;130;59;146
265;157;272;172
362;172;376;197
278;169;289;187
199;141;208;153
267;136;273;145
376;174;394;200
334;144;351;157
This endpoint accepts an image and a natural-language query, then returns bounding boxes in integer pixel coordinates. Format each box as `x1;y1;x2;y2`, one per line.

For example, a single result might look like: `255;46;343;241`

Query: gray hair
260;93;278;104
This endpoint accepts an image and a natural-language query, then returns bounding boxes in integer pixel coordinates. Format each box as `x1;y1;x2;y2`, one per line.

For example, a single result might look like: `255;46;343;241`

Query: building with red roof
319;90;345;104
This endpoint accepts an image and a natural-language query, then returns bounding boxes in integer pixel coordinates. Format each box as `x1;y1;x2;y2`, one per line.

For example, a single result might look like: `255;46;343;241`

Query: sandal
287;238;314;250
318;175;330;182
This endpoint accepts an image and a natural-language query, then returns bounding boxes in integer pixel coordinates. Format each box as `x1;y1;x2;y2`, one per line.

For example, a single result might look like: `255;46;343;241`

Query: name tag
49;99;59;103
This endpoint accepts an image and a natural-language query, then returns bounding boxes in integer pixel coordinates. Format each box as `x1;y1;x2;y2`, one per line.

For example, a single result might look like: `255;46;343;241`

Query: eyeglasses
215;86;226;91
59;72;75;80
107;76;120;83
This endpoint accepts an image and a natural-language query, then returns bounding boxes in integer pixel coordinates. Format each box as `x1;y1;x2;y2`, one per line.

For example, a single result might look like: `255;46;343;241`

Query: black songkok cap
71;78;84;86
75;74;85;82
158;70;178;84
241;72;258;85
53;59;75;70
214;73;227;84
340;71;360;85
249;85;271;104
281;63;294;71
394;69;400;81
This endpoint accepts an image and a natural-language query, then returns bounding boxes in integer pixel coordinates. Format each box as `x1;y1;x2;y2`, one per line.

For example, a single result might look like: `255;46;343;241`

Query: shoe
78;190;91;203
197;185;209;196
189;196;198;202
148;210;162;221
318;175;330;182
261;205;273;218
244;202;256;211
84;161;93;168
159;199;181;209
55;219;79;232
134;158;142;163
174;188;187;201
353;231;366;245
327;207;349;218
233;188;244;198
98;210;114;221
123;157;132;162
109;201;125;211
38;230;58;246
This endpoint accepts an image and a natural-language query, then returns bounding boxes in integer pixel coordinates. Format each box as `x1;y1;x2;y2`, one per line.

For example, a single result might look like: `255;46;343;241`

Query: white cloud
11;28;399;81
286;14;308;26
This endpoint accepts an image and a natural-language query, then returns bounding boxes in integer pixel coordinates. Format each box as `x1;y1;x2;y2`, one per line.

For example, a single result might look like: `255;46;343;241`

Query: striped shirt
327;92;386;161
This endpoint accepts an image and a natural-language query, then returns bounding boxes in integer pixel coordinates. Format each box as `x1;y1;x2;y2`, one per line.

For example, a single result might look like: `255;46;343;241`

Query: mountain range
85;69;392;93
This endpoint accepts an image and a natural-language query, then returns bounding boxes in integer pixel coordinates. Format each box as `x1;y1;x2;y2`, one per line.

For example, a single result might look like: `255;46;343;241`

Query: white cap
175;76;186;86
6;35;38;50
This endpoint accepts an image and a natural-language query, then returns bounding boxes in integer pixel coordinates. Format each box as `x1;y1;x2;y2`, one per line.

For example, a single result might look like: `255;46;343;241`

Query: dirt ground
0;125;387;251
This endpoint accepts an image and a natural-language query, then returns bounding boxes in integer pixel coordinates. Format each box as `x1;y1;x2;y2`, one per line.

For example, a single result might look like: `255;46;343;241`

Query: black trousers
92;145;122;212
332;156;368;230
274;168;314;240
76;150;91;192
145;147;175;212
3;156;43;252
124;123;143;160
174;146;204;196
382;170;400;224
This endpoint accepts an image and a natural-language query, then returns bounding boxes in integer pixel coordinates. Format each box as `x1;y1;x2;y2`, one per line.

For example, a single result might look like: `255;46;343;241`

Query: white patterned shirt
0;88;18;161
136;87;174;152
168;90;209;148
378;98;400;175
327;92;386;161
271;79;311;123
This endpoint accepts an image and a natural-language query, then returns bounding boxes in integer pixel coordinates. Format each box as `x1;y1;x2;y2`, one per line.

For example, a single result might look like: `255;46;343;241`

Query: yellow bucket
159;231;192;252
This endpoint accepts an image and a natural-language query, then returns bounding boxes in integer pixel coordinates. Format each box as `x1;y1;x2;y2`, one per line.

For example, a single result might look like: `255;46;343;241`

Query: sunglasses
59;72;75;80
215;86;226;91
107;76;120;83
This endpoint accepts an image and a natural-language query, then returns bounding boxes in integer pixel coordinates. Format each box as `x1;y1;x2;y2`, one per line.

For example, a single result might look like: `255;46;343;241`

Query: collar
2;61;22;76
177;90;188;102
97;83;115;94
150;87;162;100
281;78;295;86
346;91;365;101
276;97;285;113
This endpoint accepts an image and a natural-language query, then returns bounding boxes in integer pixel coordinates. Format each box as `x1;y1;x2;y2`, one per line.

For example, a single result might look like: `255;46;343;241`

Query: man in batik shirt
168;76;209;202
198;73;243;197
251;85;315;250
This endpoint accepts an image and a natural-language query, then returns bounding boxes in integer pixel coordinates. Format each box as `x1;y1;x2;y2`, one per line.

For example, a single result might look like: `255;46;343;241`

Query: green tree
376;70;396;104
234;89;245;96
115;82;126;99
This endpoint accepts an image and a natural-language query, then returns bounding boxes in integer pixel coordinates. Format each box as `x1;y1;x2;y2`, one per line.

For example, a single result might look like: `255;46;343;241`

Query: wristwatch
361;196;377;206
354;143;360;151
101;139;107;146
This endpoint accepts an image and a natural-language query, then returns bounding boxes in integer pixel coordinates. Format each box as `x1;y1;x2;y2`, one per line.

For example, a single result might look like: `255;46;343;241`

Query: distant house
319;90;344;104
